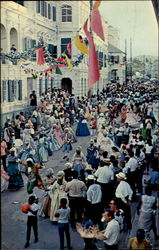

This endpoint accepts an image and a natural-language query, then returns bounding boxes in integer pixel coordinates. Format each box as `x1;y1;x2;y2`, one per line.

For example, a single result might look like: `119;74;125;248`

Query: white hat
10;147;16;152
100;113;104;117
26;158;33;163
57;170;65;179
64;162;72;169
85;165;93;171
116;172;127;180
86;175;95;180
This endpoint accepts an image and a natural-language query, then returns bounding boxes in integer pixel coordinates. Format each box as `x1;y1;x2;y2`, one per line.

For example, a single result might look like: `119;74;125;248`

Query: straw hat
26;158;33;163
85;165;93;171
57;170;65;179
86;175;95;180
64;162;72;169
116;172;127;180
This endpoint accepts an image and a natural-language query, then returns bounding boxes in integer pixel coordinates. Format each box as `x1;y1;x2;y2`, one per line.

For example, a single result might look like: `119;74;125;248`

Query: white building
1;1;109;124
108;43;126;85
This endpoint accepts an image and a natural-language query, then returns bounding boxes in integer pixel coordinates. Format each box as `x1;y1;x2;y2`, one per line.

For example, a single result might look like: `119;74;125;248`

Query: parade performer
72;146;87;179
18;158;44;194
121;105;127;123
7;148;24;190
86;139;99;169
76;113;90;136
50;171;68;223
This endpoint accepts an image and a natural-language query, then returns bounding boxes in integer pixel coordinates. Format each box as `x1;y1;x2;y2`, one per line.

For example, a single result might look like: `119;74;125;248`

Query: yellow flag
74;35;88;55
62;53;73;70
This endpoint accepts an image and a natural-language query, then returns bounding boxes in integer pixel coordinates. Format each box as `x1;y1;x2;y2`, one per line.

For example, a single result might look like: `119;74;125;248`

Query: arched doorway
1;24;7;52
61;78;72;94
10;27;18;50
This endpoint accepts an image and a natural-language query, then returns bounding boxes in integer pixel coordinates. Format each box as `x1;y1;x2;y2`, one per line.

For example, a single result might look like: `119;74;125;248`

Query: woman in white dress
49;171;68;222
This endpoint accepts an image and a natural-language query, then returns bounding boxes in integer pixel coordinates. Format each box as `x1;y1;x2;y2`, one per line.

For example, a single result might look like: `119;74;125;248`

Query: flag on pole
93;0;101;10
74;35;89;55
62;53;73;70
37;48;45;65
55;65;62;75
83;19;100;89
66;43;72;56
91;2;105;41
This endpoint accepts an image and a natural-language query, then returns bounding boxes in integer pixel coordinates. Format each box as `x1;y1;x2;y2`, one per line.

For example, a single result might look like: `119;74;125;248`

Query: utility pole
130;37;132;82
125;39;127;86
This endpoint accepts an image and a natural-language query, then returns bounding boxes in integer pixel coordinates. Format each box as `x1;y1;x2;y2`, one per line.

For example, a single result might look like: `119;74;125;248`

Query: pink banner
37;48;45;65
83;19;100;89
91;9;105;41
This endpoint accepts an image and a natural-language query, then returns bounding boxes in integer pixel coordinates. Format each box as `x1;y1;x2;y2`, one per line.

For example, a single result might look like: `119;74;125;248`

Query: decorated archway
10;27;18;49
61;78;72;94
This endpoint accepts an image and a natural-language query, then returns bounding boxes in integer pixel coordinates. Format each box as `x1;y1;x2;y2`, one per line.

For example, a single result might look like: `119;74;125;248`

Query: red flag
66;43;72;56
37;48;45;65
83;19;100;90
91;9;105;41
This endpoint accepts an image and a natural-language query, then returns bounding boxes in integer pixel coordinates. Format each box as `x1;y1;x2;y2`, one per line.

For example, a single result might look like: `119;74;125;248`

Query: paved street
2;131;159;250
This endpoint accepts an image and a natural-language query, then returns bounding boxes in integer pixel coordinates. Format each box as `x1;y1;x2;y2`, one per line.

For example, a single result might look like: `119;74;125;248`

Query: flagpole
130;37;132;82
125;39;127;86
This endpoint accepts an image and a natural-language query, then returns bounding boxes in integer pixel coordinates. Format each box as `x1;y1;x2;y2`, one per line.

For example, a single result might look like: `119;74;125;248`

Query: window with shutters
18;80;22;100
48;4;51;19
51;78;54;89
44;2;47;17
36;1;40;13
61;38;71;54
52;6;56;21
39;79;42;96
2;80;7;102
7;80;14;102
61;5;72;22
13;1;24;6
104;55;106;67
114;56;119;63
48;44;57;58
98;52;103;69
41;1;44;16
45;79;48;92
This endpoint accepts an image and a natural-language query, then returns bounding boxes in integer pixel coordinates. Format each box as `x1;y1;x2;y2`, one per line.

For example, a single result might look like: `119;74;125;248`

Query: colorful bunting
37;48;45;65
66;43;72;56
74;35;89;55
62;53;73;70
55;66;62;75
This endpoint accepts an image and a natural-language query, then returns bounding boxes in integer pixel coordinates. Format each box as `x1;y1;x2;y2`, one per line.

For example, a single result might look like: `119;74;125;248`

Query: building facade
0;1;110;124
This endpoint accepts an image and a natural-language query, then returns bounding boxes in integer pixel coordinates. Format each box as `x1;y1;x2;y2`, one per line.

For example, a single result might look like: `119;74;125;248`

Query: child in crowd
24;195;39;248
55;198;72;250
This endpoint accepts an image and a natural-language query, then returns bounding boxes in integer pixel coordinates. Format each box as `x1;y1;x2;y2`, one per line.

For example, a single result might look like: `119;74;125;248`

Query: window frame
61;5;72;23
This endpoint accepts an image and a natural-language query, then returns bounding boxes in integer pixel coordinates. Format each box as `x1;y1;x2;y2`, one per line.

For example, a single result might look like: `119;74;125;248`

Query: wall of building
1;0;110;125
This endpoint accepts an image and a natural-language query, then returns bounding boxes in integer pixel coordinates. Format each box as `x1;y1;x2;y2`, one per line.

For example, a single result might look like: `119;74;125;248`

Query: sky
99;0;158;58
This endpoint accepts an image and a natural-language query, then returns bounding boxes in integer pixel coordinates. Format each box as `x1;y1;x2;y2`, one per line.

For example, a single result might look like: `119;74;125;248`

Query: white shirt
115;181;133;203
104;219;120;246
94;166;114;184
124;157;138;172
87;184;102;204
145;144;153;154
28;203;39;216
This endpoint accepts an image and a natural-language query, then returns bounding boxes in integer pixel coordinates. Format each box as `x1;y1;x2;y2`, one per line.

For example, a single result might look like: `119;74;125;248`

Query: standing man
94;159;114;209
65;170;87;230
94;209;120;250
30;90;37;107
115;172;133;230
